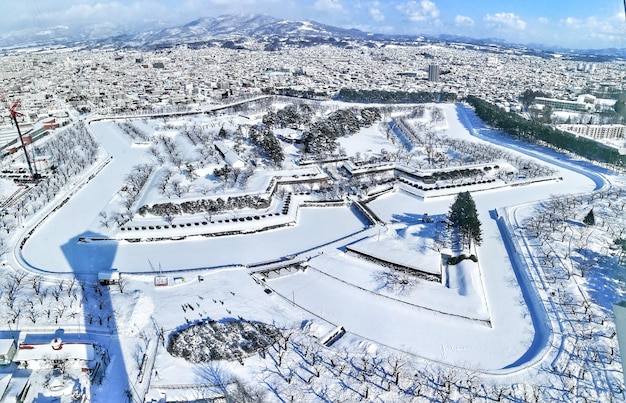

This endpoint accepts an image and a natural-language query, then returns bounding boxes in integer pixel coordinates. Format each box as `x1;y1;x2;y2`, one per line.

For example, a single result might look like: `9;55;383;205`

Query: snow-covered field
0;99;624;402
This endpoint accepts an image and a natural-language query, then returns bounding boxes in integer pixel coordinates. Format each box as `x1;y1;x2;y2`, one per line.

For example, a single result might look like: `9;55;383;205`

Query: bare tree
99;211;109;228
31;275;42;296
118;276;129;293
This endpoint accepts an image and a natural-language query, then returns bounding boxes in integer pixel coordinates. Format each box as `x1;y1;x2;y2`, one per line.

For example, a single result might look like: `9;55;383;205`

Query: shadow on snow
61;230;131;401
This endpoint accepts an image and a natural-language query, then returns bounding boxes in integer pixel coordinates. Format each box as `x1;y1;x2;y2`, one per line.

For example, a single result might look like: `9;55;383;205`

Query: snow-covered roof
14;341;95;363
98;270;120;282
0;374;11;398
276;128;303;140
214;140;245;168
0;371;29;403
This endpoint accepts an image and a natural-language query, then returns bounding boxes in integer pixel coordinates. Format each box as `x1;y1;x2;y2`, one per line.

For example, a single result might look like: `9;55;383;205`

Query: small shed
98;269;120;286
154;276;169;287
0;339;16;365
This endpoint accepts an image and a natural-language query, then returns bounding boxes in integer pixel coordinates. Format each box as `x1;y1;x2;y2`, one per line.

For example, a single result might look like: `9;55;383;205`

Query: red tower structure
2;96;38;180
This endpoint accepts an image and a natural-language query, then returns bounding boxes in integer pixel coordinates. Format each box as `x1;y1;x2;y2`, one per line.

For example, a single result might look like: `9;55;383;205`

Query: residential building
559;124;626;139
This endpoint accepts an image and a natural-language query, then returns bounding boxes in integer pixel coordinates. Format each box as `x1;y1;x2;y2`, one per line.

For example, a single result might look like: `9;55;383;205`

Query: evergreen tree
583;208;595;226
297;103;313;124
276;105;299;128
361;107;381;125
449;191;482;249
217;126;227;138
302;121;337;155
248;124;283;165
262;111;277;128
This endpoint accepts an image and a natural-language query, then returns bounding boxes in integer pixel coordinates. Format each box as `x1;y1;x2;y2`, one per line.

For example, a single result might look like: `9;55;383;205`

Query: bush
447;254;478;265
167;319;281;363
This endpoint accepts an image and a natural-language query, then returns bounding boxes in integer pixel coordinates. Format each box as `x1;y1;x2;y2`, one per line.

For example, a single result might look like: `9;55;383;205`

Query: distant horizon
2;0;626;50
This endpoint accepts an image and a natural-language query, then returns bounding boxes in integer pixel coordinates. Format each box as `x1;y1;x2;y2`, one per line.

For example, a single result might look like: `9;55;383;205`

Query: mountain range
1;13;623;60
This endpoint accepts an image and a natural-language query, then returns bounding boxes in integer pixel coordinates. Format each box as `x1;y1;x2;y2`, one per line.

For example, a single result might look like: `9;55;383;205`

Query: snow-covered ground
0;100;623;402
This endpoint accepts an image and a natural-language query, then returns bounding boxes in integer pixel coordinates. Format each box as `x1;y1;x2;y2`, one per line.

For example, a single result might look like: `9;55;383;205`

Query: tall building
428;64;440;82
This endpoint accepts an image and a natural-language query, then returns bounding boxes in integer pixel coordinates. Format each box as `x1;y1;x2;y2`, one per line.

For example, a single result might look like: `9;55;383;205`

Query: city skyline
4;0;626;50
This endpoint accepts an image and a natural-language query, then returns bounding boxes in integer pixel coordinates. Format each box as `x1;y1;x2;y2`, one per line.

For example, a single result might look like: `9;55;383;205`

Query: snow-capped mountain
0;20;168;49
0;13;371;50
146;14;280;44
142;13;370;47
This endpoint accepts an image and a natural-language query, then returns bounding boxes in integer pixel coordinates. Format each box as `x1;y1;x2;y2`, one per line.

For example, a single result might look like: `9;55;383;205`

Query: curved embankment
16;121;151;274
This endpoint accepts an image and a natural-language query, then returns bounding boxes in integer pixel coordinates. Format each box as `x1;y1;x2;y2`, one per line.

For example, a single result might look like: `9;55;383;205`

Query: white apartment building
558;124;626;139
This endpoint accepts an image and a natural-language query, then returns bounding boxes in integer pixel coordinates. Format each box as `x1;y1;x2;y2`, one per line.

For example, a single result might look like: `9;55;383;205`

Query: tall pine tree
449;191;482;250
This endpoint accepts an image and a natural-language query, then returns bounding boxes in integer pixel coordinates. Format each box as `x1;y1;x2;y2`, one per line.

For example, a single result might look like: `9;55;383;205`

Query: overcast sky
7;0;626;49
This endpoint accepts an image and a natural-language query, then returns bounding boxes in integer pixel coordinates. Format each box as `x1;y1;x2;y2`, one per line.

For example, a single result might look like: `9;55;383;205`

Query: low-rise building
13;338;95;370
214;141;245;169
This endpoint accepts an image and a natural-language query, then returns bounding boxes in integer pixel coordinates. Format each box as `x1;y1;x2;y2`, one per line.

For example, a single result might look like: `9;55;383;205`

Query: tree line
138;194;270;220
466;95;626;169
335;88;458;104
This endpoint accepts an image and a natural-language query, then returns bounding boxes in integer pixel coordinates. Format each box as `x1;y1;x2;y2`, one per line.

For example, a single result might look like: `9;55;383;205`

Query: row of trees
335;88;458;103
116;164;155;225
117;122;150;142
519;189;626;399
8;122;100;226
467;95;626;169
138;194;271;219
0;270;120;328
524;188;626;275
394;114;556;179
208;321;550;402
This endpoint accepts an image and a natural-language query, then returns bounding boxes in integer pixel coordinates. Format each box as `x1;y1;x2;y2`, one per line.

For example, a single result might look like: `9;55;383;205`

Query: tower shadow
61;230;132;402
